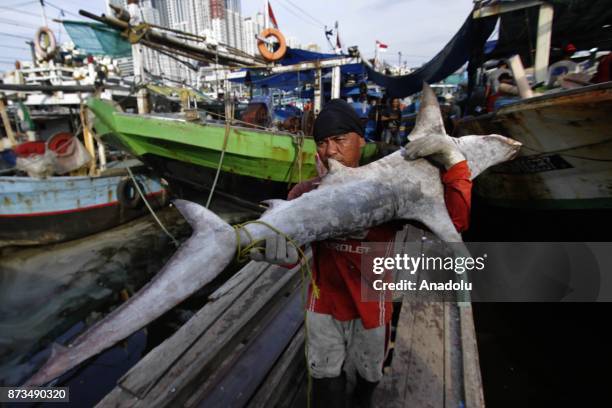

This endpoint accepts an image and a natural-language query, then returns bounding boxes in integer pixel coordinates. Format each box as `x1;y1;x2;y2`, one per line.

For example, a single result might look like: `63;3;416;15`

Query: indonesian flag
376;40;388;52
268;1;279;29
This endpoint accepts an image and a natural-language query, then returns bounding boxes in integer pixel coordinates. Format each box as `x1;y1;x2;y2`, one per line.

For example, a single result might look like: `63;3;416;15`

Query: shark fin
407;82;446;143
173;199;232;233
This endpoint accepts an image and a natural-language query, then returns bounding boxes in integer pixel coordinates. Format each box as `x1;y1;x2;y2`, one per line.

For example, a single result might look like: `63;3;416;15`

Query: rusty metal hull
457;82;612;209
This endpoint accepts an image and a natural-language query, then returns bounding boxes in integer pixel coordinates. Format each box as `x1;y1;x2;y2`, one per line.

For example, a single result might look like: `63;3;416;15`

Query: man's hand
249;233;299;265
402;134;466;169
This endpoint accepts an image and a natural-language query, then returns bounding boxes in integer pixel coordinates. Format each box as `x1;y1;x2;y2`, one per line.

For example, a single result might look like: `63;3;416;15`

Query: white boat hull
457;82;612;209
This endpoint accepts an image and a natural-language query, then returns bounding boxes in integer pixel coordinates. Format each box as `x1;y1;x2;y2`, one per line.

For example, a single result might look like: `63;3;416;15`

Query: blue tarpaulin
242;71;315;91
364;15;497;97
278;48;347;65
229;48;366;92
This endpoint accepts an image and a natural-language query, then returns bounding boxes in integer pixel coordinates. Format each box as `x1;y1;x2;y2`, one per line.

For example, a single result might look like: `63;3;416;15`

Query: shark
24;83;521;386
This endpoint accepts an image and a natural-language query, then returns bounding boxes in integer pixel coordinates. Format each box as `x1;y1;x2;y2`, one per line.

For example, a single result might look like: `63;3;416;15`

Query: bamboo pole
80;107;97;176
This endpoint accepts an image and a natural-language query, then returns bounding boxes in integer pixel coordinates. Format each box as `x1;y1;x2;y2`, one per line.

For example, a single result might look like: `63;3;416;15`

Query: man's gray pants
306;311;386;383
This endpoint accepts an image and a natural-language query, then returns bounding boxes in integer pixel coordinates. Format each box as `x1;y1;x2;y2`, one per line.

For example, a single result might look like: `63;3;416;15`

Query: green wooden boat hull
87;98;380;203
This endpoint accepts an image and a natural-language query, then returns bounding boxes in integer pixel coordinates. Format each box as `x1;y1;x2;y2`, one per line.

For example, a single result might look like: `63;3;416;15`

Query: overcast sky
0;0;475;70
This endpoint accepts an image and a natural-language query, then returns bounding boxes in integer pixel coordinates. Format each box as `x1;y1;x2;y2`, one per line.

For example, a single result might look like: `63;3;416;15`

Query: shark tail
24;200;237;386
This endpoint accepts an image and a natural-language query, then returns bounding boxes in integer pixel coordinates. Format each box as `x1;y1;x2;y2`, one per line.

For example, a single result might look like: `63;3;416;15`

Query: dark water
467;197;612;407
0;200;256;407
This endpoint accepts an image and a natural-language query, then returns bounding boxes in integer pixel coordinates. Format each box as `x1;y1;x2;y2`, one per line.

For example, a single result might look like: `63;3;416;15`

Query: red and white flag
268;1;279;29
376;40;388;52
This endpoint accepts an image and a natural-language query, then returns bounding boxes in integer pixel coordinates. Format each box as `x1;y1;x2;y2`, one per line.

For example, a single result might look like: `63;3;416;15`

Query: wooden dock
97;230;484;408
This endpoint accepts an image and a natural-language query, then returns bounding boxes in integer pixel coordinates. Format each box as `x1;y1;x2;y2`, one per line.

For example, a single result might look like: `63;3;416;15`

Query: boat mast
127;0;150;114
534;3;554;84
264;0;269;30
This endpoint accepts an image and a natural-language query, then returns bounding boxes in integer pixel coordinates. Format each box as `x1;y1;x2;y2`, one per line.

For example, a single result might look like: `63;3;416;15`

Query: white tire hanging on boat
257;28;287;62
34;27;58;61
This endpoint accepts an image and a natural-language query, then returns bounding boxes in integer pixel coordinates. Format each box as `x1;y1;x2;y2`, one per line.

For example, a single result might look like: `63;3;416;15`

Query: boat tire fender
258;28;287;62
117;178;144;209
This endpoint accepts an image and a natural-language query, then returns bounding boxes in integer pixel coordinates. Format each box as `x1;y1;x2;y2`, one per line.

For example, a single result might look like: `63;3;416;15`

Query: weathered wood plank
373;298;416;408
132;263;301;407
115;260;271;398
403;301;445;407
183;280;301;406
459;305;485;408
246;327;306;408
374;298;445;408
444;302;463;408
193;287;304;407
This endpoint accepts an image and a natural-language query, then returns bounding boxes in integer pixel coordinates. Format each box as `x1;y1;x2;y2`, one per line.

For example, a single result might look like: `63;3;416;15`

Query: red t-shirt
288;160;472;329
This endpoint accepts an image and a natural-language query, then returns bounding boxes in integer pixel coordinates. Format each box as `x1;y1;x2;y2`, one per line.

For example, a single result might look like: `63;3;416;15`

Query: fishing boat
454;0;612;210
60;5;379;207
0;28;167;248
457;81;612;209
0;162;167;248
87;98;378;205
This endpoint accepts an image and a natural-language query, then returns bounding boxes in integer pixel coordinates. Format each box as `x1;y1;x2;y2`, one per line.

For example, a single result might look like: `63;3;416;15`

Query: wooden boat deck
97;233;484;408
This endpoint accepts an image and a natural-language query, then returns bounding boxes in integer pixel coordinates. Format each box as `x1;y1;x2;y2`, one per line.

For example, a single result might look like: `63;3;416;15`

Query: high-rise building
226;9;244;51
151;0;169;26
107;0;268;85
242;13;263;57
225;0;241;14
138;2;165;77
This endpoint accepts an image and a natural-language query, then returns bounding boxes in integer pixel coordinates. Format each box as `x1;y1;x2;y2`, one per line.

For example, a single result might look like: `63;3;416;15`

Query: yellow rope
232;220;319;408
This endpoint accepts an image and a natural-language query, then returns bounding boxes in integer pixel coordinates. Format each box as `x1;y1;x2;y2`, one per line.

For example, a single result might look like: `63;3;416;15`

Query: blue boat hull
0;174;167;247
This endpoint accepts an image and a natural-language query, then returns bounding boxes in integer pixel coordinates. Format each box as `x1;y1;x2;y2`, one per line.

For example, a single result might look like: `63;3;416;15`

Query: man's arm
441;160;472;232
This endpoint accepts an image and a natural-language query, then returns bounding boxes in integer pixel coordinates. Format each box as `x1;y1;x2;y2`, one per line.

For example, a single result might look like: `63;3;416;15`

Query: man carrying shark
24;82;519;390
250;95;472;407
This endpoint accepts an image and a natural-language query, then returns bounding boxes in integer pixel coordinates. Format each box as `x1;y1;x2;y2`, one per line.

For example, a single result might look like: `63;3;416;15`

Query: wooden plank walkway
373;227;485;408
96;259;303;407
373;299;484;408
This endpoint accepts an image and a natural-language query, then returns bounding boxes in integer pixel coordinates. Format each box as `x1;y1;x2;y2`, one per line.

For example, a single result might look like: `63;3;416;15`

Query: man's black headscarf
313;99;364;142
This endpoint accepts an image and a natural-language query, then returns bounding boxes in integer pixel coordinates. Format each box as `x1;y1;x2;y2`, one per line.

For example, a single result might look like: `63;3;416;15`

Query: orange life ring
34;27;57;61
257;28;287;62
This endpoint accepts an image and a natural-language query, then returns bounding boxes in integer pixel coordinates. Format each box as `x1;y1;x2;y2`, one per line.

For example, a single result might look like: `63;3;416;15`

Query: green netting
62;20;132;57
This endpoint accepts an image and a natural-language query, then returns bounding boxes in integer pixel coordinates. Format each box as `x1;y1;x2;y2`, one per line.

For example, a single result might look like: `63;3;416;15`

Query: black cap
313;99;365;142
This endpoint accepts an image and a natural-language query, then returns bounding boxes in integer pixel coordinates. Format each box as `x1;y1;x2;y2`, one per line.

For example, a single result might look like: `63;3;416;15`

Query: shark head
23;343;71;386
